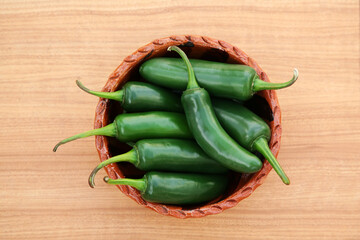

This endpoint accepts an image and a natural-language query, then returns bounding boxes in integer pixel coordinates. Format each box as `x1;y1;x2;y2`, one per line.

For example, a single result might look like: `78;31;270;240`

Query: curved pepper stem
167;46;198;89
253;137;290;185
88;149;138;188
53;124;115;152
76;80;124;102
103;176;146;192
253;68;299;92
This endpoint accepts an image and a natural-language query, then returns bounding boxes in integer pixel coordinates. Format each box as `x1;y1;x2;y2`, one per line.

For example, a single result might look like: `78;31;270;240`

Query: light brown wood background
1;1;359;239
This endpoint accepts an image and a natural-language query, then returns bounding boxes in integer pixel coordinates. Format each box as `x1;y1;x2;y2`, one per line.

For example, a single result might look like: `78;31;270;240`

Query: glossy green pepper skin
212;98;271;152
168;46;263;173
212;99;290;184
140;58;254;100
122;82;182;112
76;80;182;113
104;171;229;205
53;112;192;151
182;89;262;173
140;58;298;101
114;112;190;142
135;139;227;173
88;139;228;187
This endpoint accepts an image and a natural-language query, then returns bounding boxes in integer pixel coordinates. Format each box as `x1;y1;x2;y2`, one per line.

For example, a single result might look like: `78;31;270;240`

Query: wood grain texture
0;0;359;239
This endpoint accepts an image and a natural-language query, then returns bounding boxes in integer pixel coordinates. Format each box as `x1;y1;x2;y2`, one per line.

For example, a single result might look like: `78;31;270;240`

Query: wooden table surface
1;1;359;239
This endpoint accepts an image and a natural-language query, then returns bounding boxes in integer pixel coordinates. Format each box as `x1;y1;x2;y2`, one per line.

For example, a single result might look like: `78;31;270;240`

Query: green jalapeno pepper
103;171;229;205
212;99;290;184
139;58;298;101
53;112;192;151
88;138;228;187
75;80;289;184
168;46;262;173
76;80;182;113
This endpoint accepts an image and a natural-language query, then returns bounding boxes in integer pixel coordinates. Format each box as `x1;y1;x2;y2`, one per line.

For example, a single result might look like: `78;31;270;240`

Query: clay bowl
94;35;282;218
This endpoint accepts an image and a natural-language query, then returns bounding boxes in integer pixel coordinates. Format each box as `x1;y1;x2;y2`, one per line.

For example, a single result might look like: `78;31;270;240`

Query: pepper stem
167;46;199;89
76;80;124;102
253;68;299;92
53;123;115;152
103;176;146;192
253;137;290;185
88;149;138;188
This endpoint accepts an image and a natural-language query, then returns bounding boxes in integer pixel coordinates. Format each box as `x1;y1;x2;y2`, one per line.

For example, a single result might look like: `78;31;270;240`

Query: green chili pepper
76;80;182;113
212;99;290;185
139;58;298;101
88;138;228;187
74;79;289;184
103;171;229;205
53;112;192;151
168;46;262;173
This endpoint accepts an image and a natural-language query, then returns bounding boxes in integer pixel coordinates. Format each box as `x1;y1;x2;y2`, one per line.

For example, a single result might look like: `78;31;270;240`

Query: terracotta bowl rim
94;35;282;218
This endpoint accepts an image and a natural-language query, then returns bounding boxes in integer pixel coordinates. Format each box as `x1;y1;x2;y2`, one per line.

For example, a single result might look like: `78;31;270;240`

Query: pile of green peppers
54;46;298;205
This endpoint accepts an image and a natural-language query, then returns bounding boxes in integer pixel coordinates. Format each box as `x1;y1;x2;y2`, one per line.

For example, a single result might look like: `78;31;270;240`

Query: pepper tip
88;167;100;188
53;143;60;152
281;175;290;185
103;176;110;183
293;68;299;81
76;80;91;93
88;177;95;188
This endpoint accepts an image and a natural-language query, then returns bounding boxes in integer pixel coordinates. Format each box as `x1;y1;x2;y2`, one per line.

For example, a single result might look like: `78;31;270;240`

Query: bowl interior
96;36;280;218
